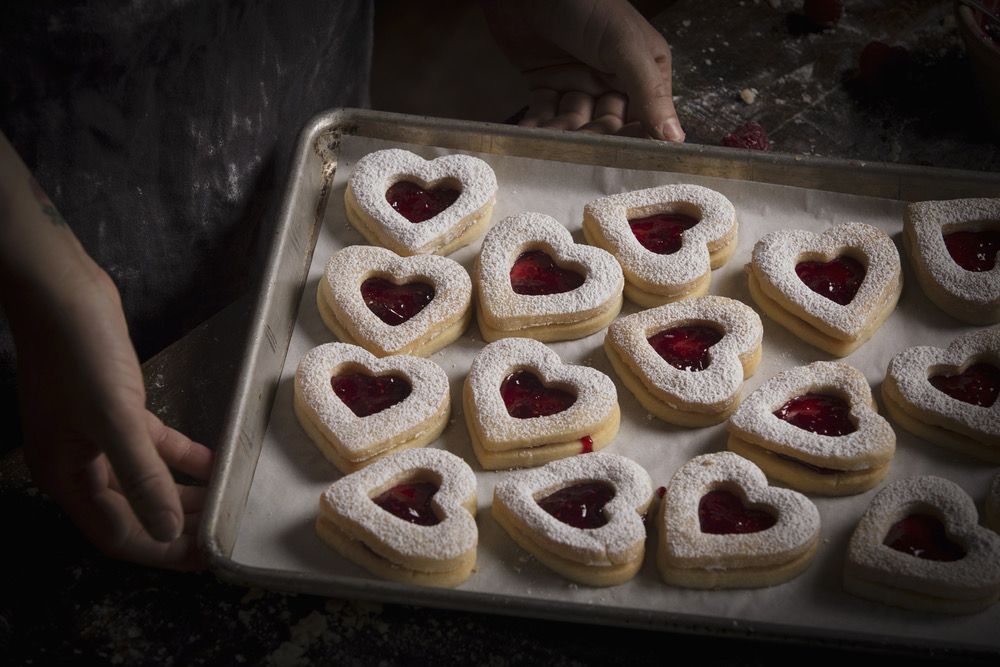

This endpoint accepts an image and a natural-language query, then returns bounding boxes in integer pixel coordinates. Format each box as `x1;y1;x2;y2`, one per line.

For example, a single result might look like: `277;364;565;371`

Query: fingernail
662;118;686;142
150;510;182;542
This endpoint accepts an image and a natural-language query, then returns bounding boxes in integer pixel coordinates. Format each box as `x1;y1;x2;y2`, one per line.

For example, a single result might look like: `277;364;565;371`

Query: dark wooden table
3;1;998;664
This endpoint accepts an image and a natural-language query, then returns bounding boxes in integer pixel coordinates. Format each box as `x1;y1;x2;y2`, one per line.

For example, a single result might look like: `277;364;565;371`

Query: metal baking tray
201;108;1000;655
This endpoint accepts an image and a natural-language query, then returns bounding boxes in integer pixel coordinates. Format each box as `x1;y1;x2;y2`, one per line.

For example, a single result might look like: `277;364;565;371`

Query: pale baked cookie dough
318;245;472;357
882;327;1000;463
317;448;478;588
294;343;450;473
727;361;896;496
747;222;902;357
582;184;738;307
492;453;652;586
904;198;1000;325
844;476;1000;614
464;338;620;471
345;148;497;256
657;452;820;589
475;212;624;343
604;296;762;427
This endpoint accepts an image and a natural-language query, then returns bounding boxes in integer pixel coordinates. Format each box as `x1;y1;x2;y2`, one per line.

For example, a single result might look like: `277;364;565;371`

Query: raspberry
858;41;910;92
803;0;843;28
721;122;771;151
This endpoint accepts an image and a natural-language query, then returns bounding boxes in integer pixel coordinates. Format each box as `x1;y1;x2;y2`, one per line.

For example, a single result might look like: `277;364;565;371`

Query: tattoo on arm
28;174;66;226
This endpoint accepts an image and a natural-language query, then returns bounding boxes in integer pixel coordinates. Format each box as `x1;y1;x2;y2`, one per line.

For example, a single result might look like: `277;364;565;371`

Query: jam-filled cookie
747;222;902;357
604;296;762;427
727;361;896;495
657;452;820;589
492;453;653;586
294;343;450;473
904;198;1000;325
882;327;1000;463
318;245;472;357
475;212;624;342
317;448;478;587
582;184;738;307
345;148;497;256
463;337;620;470
844;476;1000;614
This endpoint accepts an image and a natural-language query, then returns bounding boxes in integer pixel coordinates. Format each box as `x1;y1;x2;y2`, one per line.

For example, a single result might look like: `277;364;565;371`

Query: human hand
482;0;684;141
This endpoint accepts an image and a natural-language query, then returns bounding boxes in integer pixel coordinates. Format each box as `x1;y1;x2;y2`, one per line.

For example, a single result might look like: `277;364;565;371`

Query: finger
178;484;207;514
540;91;595;131
607;28;685;142
615;121;648;138
519;89;560;127
146;412;214;482
578;92;627;134
183;512;202;536
578;115;624;134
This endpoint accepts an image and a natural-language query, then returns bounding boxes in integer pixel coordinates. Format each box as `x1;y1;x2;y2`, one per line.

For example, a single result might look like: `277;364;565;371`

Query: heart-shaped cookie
318;245;473;357
294;342;451;473
582;184;738;307
657;452;820;589
475;212;624;342
492;452;653;586
844;475;1000;613
727;361;896;495
317;448;478;587
904;198;1000;325
748;222;902;357
882;327;1000;463
345;148;497;256
464;337;620;470
604;295;762;427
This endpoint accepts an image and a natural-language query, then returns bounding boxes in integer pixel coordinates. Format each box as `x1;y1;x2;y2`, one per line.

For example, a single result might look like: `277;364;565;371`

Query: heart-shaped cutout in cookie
657;452;820;589
318;246;472;357
464;337;619;470
475;212;623;343
294;342;451;473
844;475;1000;613
582;184;738;306
317;448;478;587
905;198;1000;324
345;148;497;256
748;222;901;357
605;296;762;427
882;327;1000;463
727;361;896;496
492;453;652;586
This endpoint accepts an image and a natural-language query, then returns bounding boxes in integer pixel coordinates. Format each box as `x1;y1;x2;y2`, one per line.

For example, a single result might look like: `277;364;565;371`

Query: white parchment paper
231;134;999;651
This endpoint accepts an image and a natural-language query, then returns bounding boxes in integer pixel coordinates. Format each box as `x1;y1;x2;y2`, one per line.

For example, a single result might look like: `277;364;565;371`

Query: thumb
608;28;684;142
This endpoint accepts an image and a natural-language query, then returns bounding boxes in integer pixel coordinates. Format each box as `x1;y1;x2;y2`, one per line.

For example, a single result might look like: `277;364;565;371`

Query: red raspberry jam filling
795;256;866;305
721;121;771;151
580;435;594;454
773;393;857;436
509;250;585;295
385;181;461;223
698;489;776;534
500;370;576;419
883;514;965;562
372;481;440;526
647;325;724;372
628;212;700;255
360;277;435;326
943;229;1000;272
929;363;1000;407
537;481;615;529
331;372;412;418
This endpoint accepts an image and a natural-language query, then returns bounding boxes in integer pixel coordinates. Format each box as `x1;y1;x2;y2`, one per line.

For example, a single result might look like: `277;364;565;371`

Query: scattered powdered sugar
728;361;896;468
607;296;761;409
321;448;477;562
584;184;736;289
905;198;1000;305
467;338;618;449
321;245;471;355
846;476;1000;597
295;343;450;456
493;453;652;565
885;327;1000;439
347;148;497;254
751;222;901;338
661;452;819;566
476;213;623;328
